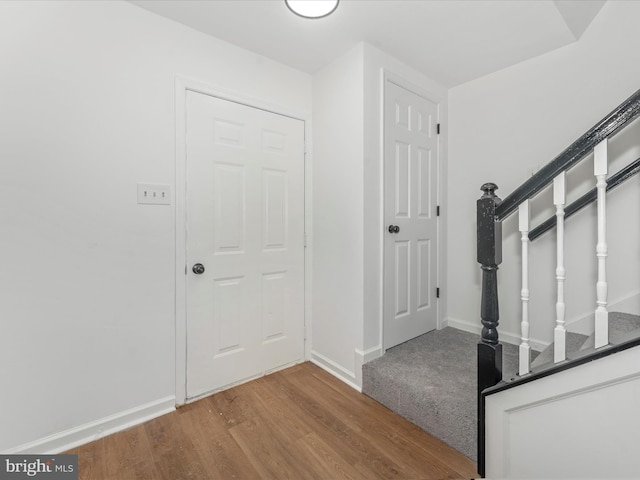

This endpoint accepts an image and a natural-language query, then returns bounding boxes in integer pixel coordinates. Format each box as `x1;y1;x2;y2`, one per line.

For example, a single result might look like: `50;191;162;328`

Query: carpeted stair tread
580;311;640;350
530;331;588;369
362;327;519;461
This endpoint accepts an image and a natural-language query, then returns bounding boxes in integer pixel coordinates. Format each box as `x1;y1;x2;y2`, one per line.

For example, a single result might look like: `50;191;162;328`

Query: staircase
362;312;640;462
363;88;640;478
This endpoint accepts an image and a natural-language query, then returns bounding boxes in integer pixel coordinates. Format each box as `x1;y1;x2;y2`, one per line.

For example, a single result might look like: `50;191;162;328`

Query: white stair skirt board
310;350;360;391
4;396;175;454
485;345;640;479
485;347;640;478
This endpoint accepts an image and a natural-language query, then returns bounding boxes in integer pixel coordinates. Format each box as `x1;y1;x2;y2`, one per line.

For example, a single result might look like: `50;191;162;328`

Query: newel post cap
480;183;499;198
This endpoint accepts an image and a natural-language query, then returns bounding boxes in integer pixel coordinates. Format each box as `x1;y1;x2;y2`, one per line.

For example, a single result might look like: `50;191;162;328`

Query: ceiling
129;0;606;87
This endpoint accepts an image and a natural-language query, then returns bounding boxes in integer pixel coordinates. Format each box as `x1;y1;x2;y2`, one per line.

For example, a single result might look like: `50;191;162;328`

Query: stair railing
476;88;640;477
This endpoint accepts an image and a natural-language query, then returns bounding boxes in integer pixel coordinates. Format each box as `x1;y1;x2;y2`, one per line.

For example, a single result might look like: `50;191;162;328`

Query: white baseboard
310;350;361;392
355;345;383;364
354;345;383;387
445;316;481;336
5;396;176;454
446;317;549;352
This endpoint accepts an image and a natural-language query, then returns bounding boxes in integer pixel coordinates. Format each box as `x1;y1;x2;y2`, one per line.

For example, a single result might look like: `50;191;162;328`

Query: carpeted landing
362;327;520;461
362;314;640;461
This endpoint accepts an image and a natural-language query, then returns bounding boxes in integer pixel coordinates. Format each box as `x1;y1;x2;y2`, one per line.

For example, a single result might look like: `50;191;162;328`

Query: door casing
174;76;312;405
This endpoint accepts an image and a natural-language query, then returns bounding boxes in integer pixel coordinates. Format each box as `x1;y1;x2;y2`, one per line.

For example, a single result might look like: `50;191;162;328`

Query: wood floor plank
228;415;313;480
144;411;208;480
270;368;416;479
176;395;263;480
74;439;106;480
103;424;160;480
65;362;478;480
244;376;369;480
246;376;313;443
295;431;369;480
205;382;258;429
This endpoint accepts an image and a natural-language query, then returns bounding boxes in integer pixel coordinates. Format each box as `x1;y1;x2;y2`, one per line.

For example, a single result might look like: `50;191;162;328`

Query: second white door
383;80;439;349
185;91;305;399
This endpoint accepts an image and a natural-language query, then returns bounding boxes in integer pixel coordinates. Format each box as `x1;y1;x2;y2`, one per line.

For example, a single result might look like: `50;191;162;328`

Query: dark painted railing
476;88;640;478
495;89;640;222
529;157;640;241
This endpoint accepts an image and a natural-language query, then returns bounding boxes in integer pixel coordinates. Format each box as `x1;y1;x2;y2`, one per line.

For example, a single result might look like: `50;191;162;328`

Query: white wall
311;44;365;388
0;0;311;453
448;0;640;347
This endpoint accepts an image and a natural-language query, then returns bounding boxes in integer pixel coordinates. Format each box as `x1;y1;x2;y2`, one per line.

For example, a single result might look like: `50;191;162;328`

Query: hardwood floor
66;362;477;480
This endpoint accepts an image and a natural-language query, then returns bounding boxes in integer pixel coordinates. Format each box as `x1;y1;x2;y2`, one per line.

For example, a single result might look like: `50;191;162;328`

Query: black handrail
495;88;640;222
529;157;640;241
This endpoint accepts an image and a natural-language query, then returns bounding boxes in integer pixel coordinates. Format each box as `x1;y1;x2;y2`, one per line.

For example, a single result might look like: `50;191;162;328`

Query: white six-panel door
383;80;439;350
185;91;305;399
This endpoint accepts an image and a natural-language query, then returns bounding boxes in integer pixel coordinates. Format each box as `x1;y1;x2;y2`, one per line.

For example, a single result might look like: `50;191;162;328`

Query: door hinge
437;123;441;135
437;205;440;217
304;233;308;248
436;287;440;299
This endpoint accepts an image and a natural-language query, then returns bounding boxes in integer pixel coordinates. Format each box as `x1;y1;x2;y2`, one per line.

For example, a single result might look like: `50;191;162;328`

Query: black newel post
477;182;503;477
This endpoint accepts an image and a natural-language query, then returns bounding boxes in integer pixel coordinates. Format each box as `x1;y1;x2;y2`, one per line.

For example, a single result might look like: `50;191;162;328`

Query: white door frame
381;71;444;350
174;76;312;405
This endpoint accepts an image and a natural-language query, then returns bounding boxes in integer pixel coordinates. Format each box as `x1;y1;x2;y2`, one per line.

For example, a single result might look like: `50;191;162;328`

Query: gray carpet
363;315;640;462
362;327;520;461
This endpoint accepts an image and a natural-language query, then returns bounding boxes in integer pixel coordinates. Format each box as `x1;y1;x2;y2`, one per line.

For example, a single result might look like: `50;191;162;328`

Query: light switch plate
137;183;171;205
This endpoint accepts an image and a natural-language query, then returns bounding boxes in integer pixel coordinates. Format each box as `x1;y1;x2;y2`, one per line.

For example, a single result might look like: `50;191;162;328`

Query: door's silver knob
192;263;205;275
388;225;400;234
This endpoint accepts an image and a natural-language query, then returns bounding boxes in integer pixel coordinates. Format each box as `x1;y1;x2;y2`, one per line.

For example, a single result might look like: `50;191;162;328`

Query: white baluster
519;200;531;375
554;172;567;363
594;139;609;348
